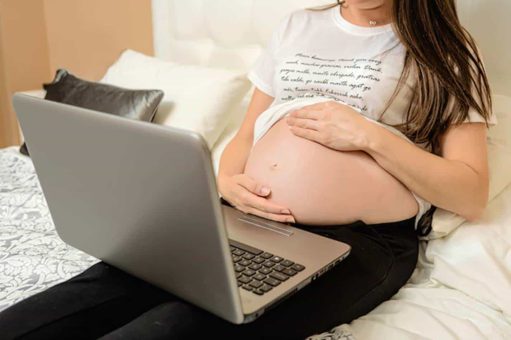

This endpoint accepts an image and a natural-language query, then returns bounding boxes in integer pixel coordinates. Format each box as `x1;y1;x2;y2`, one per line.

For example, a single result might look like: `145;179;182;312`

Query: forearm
361;124;488;221
217;135;252;180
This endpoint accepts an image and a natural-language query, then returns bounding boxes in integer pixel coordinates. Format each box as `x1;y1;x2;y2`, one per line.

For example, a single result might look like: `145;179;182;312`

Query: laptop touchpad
237;216;293;237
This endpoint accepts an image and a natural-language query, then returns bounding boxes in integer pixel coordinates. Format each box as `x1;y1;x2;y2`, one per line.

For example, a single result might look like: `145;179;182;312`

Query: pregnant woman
0;0;497;339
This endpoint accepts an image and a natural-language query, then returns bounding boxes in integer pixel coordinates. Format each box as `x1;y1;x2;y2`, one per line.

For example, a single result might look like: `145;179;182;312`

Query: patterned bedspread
0;147;99;312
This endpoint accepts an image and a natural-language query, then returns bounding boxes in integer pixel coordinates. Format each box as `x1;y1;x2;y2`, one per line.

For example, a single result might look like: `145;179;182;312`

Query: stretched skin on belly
244;118;419;226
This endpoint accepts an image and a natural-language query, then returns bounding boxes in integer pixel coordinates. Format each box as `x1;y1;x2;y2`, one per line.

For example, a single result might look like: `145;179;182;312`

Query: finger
244;193;293;214
234;186;290;214
244;206;296;223
286;116;321;131
288;108;321;120
235;174;270;196
289;125;324;143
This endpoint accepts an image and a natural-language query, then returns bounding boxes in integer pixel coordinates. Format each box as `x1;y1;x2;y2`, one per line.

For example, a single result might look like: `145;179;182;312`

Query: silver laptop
13;93;351;324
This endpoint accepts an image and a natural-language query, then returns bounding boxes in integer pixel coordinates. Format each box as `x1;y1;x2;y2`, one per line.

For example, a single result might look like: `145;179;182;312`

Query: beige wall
0;0;50;147
0;0;153;148
44;0;153;81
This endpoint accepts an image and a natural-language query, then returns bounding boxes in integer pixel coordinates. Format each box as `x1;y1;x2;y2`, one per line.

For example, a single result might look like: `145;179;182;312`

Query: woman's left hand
285;100;375;151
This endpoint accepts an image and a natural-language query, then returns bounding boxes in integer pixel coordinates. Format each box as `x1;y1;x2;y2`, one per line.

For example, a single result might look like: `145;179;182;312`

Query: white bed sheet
310;182;511;339
1;144;510;339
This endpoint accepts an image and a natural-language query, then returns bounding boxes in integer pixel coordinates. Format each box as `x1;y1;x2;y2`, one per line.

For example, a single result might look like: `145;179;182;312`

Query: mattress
1;145;510;339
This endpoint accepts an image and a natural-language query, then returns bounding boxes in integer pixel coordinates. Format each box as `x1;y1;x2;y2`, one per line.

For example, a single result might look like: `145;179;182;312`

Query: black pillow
20;69;164;156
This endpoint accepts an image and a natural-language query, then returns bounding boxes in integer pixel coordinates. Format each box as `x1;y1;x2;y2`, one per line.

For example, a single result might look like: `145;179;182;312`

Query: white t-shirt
247;5;497;230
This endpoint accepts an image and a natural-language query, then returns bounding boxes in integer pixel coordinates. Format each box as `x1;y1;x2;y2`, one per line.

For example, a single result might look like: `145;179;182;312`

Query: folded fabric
253;94;413;145
252;93;429;232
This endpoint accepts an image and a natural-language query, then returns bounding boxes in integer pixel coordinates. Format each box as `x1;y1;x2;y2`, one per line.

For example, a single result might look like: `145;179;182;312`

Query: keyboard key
249;280;263;288
239;275;251;284
291;264;305;272
254;273;266;281
269;271;289;282
243;269;256;277
273;264;285;272
263;260;275;268
233;249;245;256
239;260;252;267
229;240;263;255
230;243;303;296
253;257;265;264
242;284;253;291
260;284;273;292
263;277;281;287
249;264;262;271
282;268;297;276
259;267;272;275
281;260;294;267
242;253;255;260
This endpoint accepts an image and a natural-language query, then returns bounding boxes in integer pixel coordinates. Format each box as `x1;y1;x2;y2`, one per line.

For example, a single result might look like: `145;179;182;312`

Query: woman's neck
340;1;393;27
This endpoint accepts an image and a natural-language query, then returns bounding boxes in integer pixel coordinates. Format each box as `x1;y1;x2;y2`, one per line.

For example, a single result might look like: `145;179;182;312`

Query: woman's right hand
217;173;296;223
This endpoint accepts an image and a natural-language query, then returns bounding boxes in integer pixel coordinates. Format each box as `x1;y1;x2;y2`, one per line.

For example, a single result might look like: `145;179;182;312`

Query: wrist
216;173;228;191
358;118;385;153
217;172;238;196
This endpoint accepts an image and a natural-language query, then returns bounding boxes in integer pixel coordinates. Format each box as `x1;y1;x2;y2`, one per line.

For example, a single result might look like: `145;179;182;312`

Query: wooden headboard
0;0;153;148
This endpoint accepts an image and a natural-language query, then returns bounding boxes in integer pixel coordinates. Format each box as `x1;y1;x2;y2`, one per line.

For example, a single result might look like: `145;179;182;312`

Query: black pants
0;204;419;340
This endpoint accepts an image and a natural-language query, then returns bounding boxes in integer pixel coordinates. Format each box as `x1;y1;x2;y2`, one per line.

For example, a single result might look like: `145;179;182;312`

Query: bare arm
216;87;295;223
362;122;490;221
217;87;274;178
285;99;489;222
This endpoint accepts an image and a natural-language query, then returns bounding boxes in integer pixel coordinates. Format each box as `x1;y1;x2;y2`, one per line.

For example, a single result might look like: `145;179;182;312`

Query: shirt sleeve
464;104;498;125
462;42;498;126
247;13;293;97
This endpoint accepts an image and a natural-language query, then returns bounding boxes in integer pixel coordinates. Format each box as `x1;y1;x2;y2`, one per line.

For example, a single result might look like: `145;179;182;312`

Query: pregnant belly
243;118;419;225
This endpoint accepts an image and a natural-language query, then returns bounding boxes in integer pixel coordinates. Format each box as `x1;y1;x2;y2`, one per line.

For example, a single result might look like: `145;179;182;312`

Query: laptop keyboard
229;240;305;296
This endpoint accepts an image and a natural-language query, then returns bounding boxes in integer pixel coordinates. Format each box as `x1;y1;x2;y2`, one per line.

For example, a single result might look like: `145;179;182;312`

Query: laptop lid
13;93;245;324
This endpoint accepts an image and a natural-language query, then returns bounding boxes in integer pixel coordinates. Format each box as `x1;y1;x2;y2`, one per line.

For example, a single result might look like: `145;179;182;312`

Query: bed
2;0;511;339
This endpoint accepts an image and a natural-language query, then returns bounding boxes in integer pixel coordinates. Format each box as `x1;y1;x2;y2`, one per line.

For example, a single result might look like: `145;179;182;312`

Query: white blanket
309;183;511;339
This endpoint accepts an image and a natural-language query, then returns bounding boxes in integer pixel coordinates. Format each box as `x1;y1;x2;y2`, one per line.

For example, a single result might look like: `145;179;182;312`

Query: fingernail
287;218;295;223
281;209;291;214
260;187;270;195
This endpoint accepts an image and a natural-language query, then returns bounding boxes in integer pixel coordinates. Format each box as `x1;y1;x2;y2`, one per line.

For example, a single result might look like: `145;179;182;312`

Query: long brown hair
307;0;493;154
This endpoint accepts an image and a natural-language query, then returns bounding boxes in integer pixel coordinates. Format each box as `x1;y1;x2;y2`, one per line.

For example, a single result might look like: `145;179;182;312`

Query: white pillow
101;49;251;148
426;94;511;240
